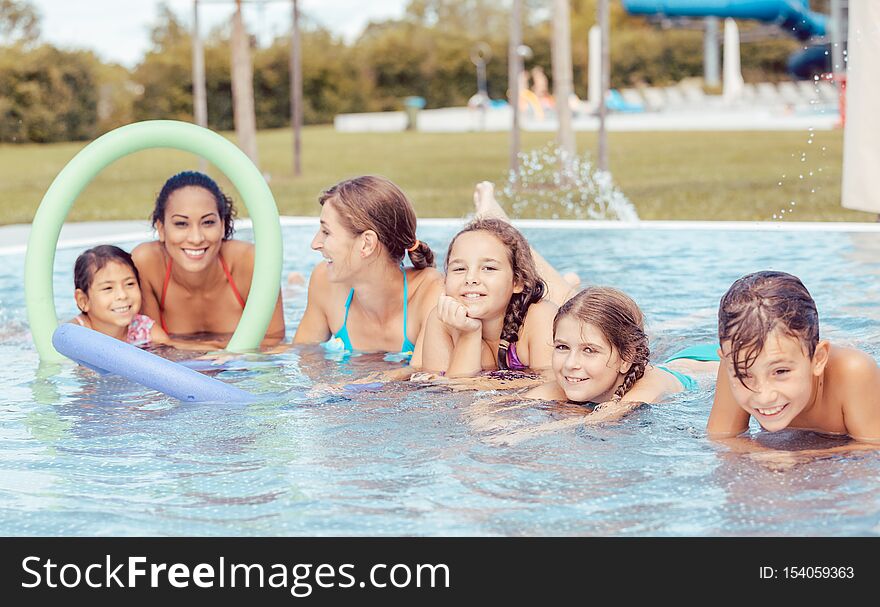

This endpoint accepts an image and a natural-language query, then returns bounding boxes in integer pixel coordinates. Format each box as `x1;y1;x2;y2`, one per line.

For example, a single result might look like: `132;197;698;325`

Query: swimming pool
1;223;879;536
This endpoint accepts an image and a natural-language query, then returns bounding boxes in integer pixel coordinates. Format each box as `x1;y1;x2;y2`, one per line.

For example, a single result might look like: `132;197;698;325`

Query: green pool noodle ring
25;120;283;361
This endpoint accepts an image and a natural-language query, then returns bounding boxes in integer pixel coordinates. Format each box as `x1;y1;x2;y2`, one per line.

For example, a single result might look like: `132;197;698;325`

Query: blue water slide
621;1;827;40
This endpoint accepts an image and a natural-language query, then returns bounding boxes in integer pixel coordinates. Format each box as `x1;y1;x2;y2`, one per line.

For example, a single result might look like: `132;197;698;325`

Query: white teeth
183;248;207;258
462;293;482;299
111;305;131;313
565;377;587;383
756;404;786;416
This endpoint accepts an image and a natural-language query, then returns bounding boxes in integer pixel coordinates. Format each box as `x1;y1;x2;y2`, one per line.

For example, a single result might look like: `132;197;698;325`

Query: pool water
1;224;879;536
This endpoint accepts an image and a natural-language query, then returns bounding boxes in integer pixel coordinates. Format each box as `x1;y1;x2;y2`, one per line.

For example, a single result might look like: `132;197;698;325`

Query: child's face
76;261;141;329
311;201;360;282
445;231;521;320
552;316;630;403
157;186;224;272
721;329;826;432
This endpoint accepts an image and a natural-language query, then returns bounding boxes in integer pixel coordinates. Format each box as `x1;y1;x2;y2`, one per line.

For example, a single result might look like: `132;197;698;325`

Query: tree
0;0;40;47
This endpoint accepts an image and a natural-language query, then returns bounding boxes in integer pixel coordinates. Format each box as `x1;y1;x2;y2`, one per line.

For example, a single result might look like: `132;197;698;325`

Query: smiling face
721;328;826;432
445;230;521;321
311;200;362;282
551;315;631;403
156;186;224;272
75;260;141;330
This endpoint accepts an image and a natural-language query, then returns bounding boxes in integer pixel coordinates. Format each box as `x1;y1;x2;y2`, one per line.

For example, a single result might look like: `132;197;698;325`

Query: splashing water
500;144;639;221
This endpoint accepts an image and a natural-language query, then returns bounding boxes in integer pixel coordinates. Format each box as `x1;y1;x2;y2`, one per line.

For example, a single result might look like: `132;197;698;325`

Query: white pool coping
1;216;879;256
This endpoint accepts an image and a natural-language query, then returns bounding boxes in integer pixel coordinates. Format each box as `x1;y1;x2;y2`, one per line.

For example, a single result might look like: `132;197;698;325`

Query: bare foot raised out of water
473;181;511;221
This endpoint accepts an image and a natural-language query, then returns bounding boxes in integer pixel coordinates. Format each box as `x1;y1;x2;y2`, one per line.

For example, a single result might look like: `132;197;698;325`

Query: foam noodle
52;324;255;403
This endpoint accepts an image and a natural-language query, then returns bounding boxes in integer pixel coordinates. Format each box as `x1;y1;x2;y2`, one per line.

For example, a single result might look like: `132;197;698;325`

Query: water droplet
790;201;796;206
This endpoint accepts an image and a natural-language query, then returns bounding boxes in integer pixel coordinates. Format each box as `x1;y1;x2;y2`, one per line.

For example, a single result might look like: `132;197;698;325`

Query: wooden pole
509;0;523;173
552;0;575;161
290;0;302;176
192;0;208;171
231;0;259;167
597;0;609;171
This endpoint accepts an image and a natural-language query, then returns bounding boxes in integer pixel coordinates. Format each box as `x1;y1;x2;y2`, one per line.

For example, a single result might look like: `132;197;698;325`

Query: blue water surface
1;224;879;536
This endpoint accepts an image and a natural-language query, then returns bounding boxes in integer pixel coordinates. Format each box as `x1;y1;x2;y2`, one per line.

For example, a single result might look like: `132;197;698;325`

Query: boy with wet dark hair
708;271;880;442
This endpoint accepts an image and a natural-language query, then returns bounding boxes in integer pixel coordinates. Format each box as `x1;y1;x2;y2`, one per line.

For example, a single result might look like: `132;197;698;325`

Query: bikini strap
218;253;246;309
401;266;408;335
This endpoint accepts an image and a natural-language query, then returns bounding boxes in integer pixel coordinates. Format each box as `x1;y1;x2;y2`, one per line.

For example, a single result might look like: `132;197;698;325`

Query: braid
613;330;649;400
613;355;648;400
407;240;435;269
497;281;546;370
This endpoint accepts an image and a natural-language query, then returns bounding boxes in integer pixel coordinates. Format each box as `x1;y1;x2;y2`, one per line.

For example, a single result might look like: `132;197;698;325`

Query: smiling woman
131;171;285;345
293;175;443;361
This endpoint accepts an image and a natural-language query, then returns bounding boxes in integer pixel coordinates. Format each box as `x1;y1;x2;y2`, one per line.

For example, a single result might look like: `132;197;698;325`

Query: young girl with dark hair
525;287;718;404
418;218;558;377
294;175;444;360
709;270;880;442
71;245;222;350
131;171;285;346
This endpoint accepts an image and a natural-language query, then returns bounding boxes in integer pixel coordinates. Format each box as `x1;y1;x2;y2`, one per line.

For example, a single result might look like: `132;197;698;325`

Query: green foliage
0;45;99;142
0;0;827;142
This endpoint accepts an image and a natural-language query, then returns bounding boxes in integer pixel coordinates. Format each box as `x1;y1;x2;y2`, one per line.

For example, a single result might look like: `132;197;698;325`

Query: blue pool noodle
52;324;256;403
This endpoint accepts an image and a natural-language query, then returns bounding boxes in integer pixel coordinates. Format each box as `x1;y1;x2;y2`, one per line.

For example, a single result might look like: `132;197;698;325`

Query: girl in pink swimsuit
71;245;222;351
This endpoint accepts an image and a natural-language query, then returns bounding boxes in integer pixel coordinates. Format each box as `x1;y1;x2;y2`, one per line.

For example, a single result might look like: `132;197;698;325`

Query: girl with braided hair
419;218;557;377
525;287;718;405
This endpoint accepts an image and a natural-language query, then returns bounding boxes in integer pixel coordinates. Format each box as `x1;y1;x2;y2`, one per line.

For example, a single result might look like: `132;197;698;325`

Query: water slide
621;1;827;40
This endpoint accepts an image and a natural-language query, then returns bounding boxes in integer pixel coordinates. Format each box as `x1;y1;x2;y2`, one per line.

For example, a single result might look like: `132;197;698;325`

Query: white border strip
3;216;880;257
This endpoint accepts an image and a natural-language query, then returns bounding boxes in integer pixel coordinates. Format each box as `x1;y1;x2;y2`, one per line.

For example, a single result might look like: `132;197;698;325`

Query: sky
31;0;408;67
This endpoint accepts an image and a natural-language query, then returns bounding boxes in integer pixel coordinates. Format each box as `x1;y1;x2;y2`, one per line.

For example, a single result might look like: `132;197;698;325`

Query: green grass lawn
0;125;871;225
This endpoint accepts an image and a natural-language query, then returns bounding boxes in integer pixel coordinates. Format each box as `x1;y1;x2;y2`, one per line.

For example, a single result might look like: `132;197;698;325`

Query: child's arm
707;362;751;438
839;350;880;443
293;263;332;344
418;307;454;372
522;381;566;400
408;276;445;369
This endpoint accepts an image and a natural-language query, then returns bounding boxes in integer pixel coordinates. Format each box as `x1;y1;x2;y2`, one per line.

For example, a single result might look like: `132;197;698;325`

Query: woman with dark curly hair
132;171;285;346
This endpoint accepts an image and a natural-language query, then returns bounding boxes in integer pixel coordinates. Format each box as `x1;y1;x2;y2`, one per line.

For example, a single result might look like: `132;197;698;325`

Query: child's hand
436;294;481;333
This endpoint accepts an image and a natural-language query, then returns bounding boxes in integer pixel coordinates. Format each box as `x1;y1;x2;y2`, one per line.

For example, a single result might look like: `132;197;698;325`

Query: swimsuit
502;341;527;371
126;314;154;346
657;344;721;391
159;254;245;333
326;265;415;356
75;314;154;346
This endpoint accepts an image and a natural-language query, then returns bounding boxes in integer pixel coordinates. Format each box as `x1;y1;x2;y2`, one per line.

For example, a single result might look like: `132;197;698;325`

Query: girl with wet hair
294;175;444;361
132;171;285;346
525;287;718;404
418;218;558;377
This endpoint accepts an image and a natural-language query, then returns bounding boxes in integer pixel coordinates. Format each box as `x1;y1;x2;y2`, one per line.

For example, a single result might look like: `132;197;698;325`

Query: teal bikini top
657;343;721;391
328;265;415;356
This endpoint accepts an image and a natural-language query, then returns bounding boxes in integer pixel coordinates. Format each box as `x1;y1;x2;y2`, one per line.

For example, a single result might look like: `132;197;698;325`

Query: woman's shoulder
408;266;444;300
131;240;163;261
130;241;165;282
221;239;255;264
